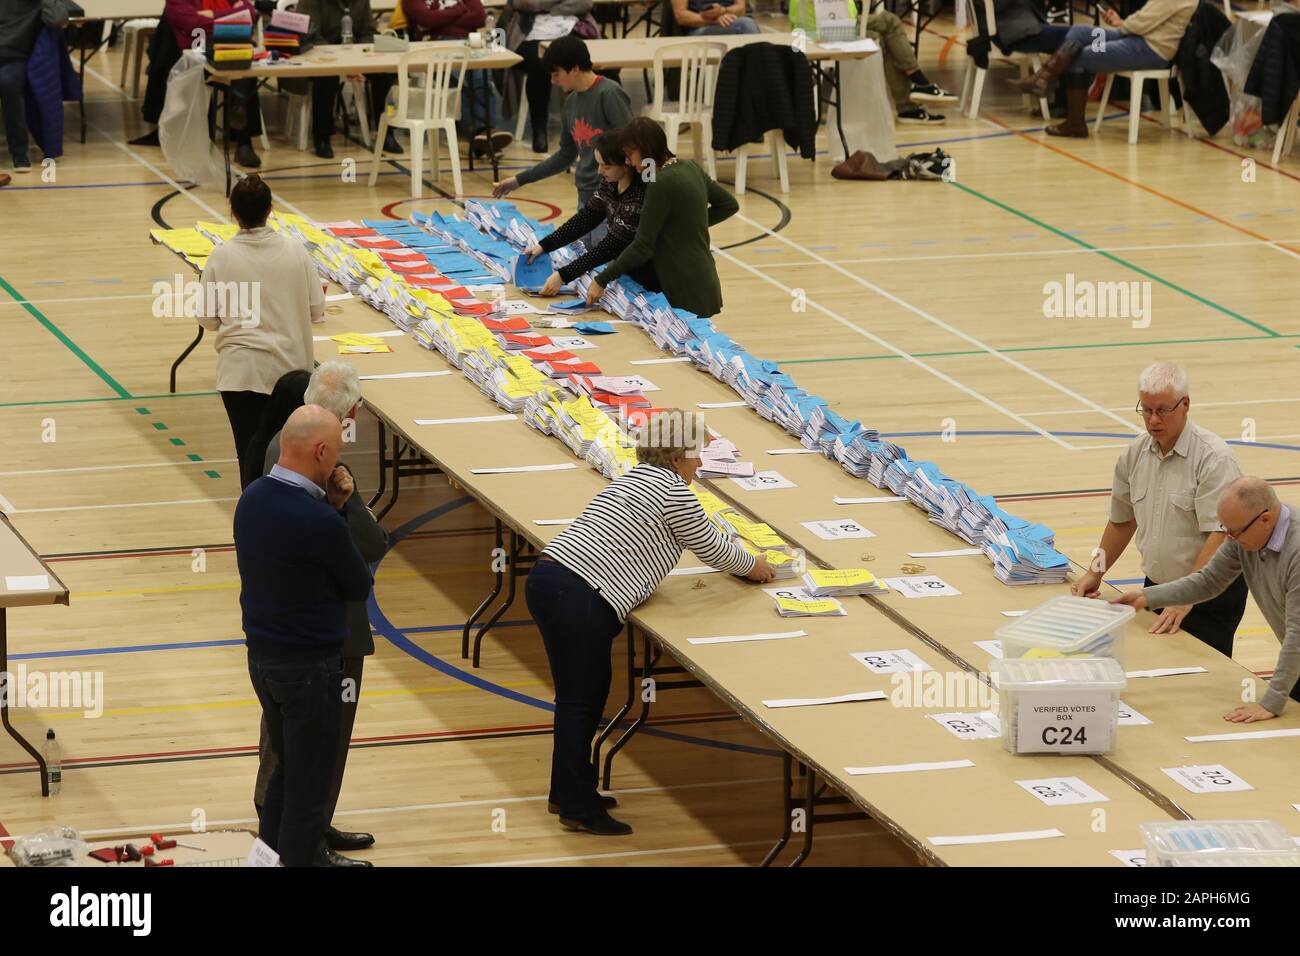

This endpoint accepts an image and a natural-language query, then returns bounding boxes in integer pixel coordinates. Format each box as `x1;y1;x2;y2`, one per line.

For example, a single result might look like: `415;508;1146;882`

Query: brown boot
1012;39;1081;98
1046;74;1090;138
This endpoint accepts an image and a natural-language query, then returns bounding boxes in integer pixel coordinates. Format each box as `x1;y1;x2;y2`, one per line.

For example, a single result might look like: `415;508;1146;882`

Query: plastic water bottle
43;729;61;796
341;12;354;45
485;11;497;47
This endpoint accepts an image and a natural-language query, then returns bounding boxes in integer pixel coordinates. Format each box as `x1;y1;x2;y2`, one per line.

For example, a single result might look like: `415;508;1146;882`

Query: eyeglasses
1226;509;1267;541
1135;397;1188;419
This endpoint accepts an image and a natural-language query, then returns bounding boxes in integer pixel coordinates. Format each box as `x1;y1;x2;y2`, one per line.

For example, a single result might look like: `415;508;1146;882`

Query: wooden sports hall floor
2;12;1297;865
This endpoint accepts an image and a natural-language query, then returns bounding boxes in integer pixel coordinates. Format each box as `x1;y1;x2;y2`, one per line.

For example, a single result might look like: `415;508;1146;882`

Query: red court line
0;710;737;771
0;820;12;852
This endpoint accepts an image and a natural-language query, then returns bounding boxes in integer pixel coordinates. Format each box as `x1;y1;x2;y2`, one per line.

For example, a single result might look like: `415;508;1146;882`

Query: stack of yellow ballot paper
801;568;890;597
740;542;803;580
331;333;393;354
765;587;847;618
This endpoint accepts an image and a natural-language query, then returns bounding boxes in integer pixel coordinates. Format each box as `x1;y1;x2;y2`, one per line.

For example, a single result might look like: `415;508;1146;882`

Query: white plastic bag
159;50;225;186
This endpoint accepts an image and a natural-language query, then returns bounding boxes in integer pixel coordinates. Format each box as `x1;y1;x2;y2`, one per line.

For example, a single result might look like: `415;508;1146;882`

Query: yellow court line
11;678;550;721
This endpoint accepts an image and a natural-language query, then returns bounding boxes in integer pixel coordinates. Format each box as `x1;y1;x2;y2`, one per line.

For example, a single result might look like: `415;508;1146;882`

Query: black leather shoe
320;849;373;867
531;129;548;154
559;812;632;836
128;129;160;147
314;139;334;159
382;131;402;154
326;826;375;851
234;142;261;168
548;795;617;815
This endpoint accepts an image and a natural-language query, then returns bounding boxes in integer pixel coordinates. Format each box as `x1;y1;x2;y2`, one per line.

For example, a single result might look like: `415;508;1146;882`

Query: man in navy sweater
235;404;373;866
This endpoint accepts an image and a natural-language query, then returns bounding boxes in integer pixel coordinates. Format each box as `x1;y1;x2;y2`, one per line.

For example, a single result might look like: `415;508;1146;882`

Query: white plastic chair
642;40;725;178
1272;90;1300;163
959;0;1050;121
118;18;157;99
370;45;468;198
1092;66;1189;143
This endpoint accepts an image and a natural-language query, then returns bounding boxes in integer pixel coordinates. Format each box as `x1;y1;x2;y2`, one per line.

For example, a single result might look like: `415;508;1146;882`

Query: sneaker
558;811;632;836
234;142;262;168
12;156;32;173
909;81;958;104
897;107;946;125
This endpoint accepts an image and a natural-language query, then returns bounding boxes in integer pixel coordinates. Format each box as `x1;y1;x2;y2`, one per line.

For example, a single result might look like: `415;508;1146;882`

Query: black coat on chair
710;42;816;158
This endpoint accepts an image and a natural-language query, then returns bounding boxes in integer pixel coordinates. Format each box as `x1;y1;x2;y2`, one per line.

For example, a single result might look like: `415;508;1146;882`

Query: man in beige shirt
1073;361;1246;655
199;174;325;487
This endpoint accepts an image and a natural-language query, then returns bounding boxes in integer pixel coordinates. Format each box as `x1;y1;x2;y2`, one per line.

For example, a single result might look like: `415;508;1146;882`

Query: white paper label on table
818;37;881;53
4;574;49;591
503;300;541;315
851;648;932;674
762;691;887;709
1116;700;1153;726
928;711;1001;739
588;375;659;394
247;838;281;868
882;576;961;599
1161;764;1253;793
324;291;354;302
359;370;452;380
697;401;748;409
1000;610;1028;617
801;519;875;540
835;495;906;504
550;336;595;350
1015;688;1115;753
533;519;574;526
929;829;1064;847
687;630;806;646
470;463;578;475
415;414;517;425
629;357;690;365
668;566;723;576
1184;727;1300;743
313;329;402;341
845;759;974;776
767;448;820;455
1016;776;1109;806
907;548;983;558
1126;666;1208;679
1110;849;1147;867
974;639;1003;658
729;471;795;492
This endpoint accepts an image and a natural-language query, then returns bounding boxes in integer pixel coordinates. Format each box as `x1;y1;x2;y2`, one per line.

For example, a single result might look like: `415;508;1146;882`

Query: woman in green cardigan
584;117;738;318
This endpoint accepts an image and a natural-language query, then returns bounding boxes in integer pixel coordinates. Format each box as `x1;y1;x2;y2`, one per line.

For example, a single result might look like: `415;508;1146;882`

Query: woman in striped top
526;410;774;835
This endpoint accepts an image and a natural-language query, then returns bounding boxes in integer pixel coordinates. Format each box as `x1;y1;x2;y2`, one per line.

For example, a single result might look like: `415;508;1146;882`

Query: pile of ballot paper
801;568;889;597
694;437;755;479
767;588;847;618
210;9;254;70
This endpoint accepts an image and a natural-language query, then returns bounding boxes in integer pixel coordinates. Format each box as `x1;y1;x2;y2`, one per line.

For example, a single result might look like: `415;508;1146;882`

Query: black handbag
41;0;85;27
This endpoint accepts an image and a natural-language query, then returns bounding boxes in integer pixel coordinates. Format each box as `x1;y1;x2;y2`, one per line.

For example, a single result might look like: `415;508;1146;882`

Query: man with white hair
254;360;385;866
1074;362;1245;654
235;405;373;865
1112;477;1300;722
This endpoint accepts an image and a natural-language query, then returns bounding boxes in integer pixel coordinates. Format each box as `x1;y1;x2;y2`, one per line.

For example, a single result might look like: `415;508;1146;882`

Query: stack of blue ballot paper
984;529;1071;585
513;252;559;293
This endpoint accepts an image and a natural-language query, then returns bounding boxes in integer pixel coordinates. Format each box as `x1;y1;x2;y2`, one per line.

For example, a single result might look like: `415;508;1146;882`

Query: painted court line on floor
461;831;874;867
0;458;237;478
731;212;1140;439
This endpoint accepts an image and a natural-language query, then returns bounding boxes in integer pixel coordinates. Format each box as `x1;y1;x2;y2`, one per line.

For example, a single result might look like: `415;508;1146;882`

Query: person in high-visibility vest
789;0;956;124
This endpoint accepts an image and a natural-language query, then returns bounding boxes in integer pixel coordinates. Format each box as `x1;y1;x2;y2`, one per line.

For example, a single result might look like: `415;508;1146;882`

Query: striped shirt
543;463;757;620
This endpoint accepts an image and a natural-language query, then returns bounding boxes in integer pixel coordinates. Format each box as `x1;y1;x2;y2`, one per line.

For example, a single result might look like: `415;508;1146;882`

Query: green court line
0;391;218;410
947;181;1282;338
169;438;186;447
0;274;133;398
776;332;1300;366
135;407;150;415
187;453;204;462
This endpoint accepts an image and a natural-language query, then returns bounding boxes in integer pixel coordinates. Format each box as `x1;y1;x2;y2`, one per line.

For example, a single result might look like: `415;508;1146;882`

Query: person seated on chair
1013;0;1196;137
671;0;759;35
788;0;956;125
296;0;397;159
522;131;660;296
397;0;513;157
164;0;268;167
492;36;633;241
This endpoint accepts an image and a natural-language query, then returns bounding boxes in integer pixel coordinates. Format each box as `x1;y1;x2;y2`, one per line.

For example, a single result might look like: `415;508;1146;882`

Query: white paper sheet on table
835;495;905;504
687;630;806;646
470;463;578;474
697;401;747;409
845;759;973;776
5;574;49;591
360;371;452;380
929;829;1064;847
415;414;517;425
762;691;886;709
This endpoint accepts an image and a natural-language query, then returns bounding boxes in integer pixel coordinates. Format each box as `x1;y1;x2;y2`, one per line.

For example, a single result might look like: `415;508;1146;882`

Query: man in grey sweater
1111;476;1300;722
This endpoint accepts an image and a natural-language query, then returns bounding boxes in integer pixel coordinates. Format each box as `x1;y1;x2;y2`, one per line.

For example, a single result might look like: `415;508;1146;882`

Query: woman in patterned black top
523;131;661;297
